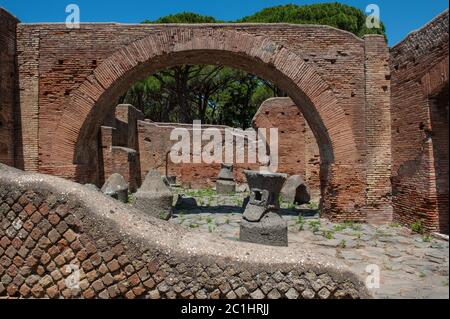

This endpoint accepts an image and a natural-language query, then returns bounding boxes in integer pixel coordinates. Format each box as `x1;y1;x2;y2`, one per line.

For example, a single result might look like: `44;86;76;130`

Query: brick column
100;126;115;185
16;25;40;171
0;9;19;167
363;35;393;224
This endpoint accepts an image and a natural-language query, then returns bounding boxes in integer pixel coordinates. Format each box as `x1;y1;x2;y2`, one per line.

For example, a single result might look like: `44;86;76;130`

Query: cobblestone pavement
170;188;450;299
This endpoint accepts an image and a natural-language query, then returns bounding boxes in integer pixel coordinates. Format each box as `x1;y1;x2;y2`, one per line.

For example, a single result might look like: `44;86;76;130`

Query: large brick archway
51;29;366;219
1;8;399;223
56;29;356;164
1;8;448;229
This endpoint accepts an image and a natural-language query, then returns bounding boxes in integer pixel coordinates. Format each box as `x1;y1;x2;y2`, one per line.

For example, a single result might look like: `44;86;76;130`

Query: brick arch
424;58;449;233
53;29;357;165
51;29;363;217
421;57;449;97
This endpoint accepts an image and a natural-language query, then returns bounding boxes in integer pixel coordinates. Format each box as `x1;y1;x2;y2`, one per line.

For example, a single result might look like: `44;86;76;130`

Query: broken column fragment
240;170;288;247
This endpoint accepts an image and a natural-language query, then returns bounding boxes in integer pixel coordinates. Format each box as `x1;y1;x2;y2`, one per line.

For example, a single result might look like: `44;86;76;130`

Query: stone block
240;213;288;247
133;170;173;220
280;175;311;205
216;164;236;195
216;180;236;195
101;174;128;203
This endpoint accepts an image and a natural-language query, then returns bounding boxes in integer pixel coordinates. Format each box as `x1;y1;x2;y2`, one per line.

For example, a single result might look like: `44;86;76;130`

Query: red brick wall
390;11;449;233
13;24;365;177
113;104;144;151
10;19;400;221
99;105;144;192
252;98;321;200
304;121;321;201
99;126;114;185
363;35;393;225
15;19;39;172
100;126;139;192
137;121;260;188
3;9;448;225
0;9;18;167
429;88;449;233
106;99;322;195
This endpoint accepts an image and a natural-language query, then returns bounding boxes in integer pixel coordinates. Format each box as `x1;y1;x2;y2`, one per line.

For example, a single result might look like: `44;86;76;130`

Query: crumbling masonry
1;8;448;234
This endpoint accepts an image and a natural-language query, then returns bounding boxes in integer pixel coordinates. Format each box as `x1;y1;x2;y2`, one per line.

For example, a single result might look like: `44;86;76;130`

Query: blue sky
0;0;448;45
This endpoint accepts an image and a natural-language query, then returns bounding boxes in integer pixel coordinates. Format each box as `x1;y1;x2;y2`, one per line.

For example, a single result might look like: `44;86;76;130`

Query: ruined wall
15;17;39;172
113;104;144;151
137;121;260;188
14;23;367;186
99;105;144;192
100;126;140;192
252;98;321;200
0;164;371;299
0;9;18;167
390;10;449;233
363;35;393;225
136;98;322;193
10;21;393;222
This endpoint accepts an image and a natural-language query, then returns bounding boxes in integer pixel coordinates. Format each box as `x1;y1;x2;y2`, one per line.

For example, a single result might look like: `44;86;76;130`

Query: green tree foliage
143;12;218;24
121;65;276;128
238;3;386;37
122;3;386;127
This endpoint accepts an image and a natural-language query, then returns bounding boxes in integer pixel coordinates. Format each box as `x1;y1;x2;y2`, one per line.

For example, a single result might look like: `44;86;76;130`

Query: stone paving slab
169;189;449;299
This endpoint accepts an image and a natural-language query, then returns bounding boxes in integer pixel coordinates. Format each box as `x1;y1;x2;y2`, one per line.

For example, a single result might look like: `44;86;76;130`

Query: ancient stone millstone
280;175;311;205
133;170;173;220
175;194;198;209
240;170;288;247
216;164;236;195
101;174;128;203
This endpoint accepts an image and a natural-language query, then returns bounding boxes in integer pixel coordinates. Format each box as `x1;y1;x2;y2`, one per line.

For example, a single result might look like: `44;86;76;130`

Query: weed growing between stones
323;230;335;240
296;215;305;231
309;220;321;233
127;193;135;204
307;202;319;210
411;220;425;234
333;224;346;232
159;211;170;220
422;234;432;242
